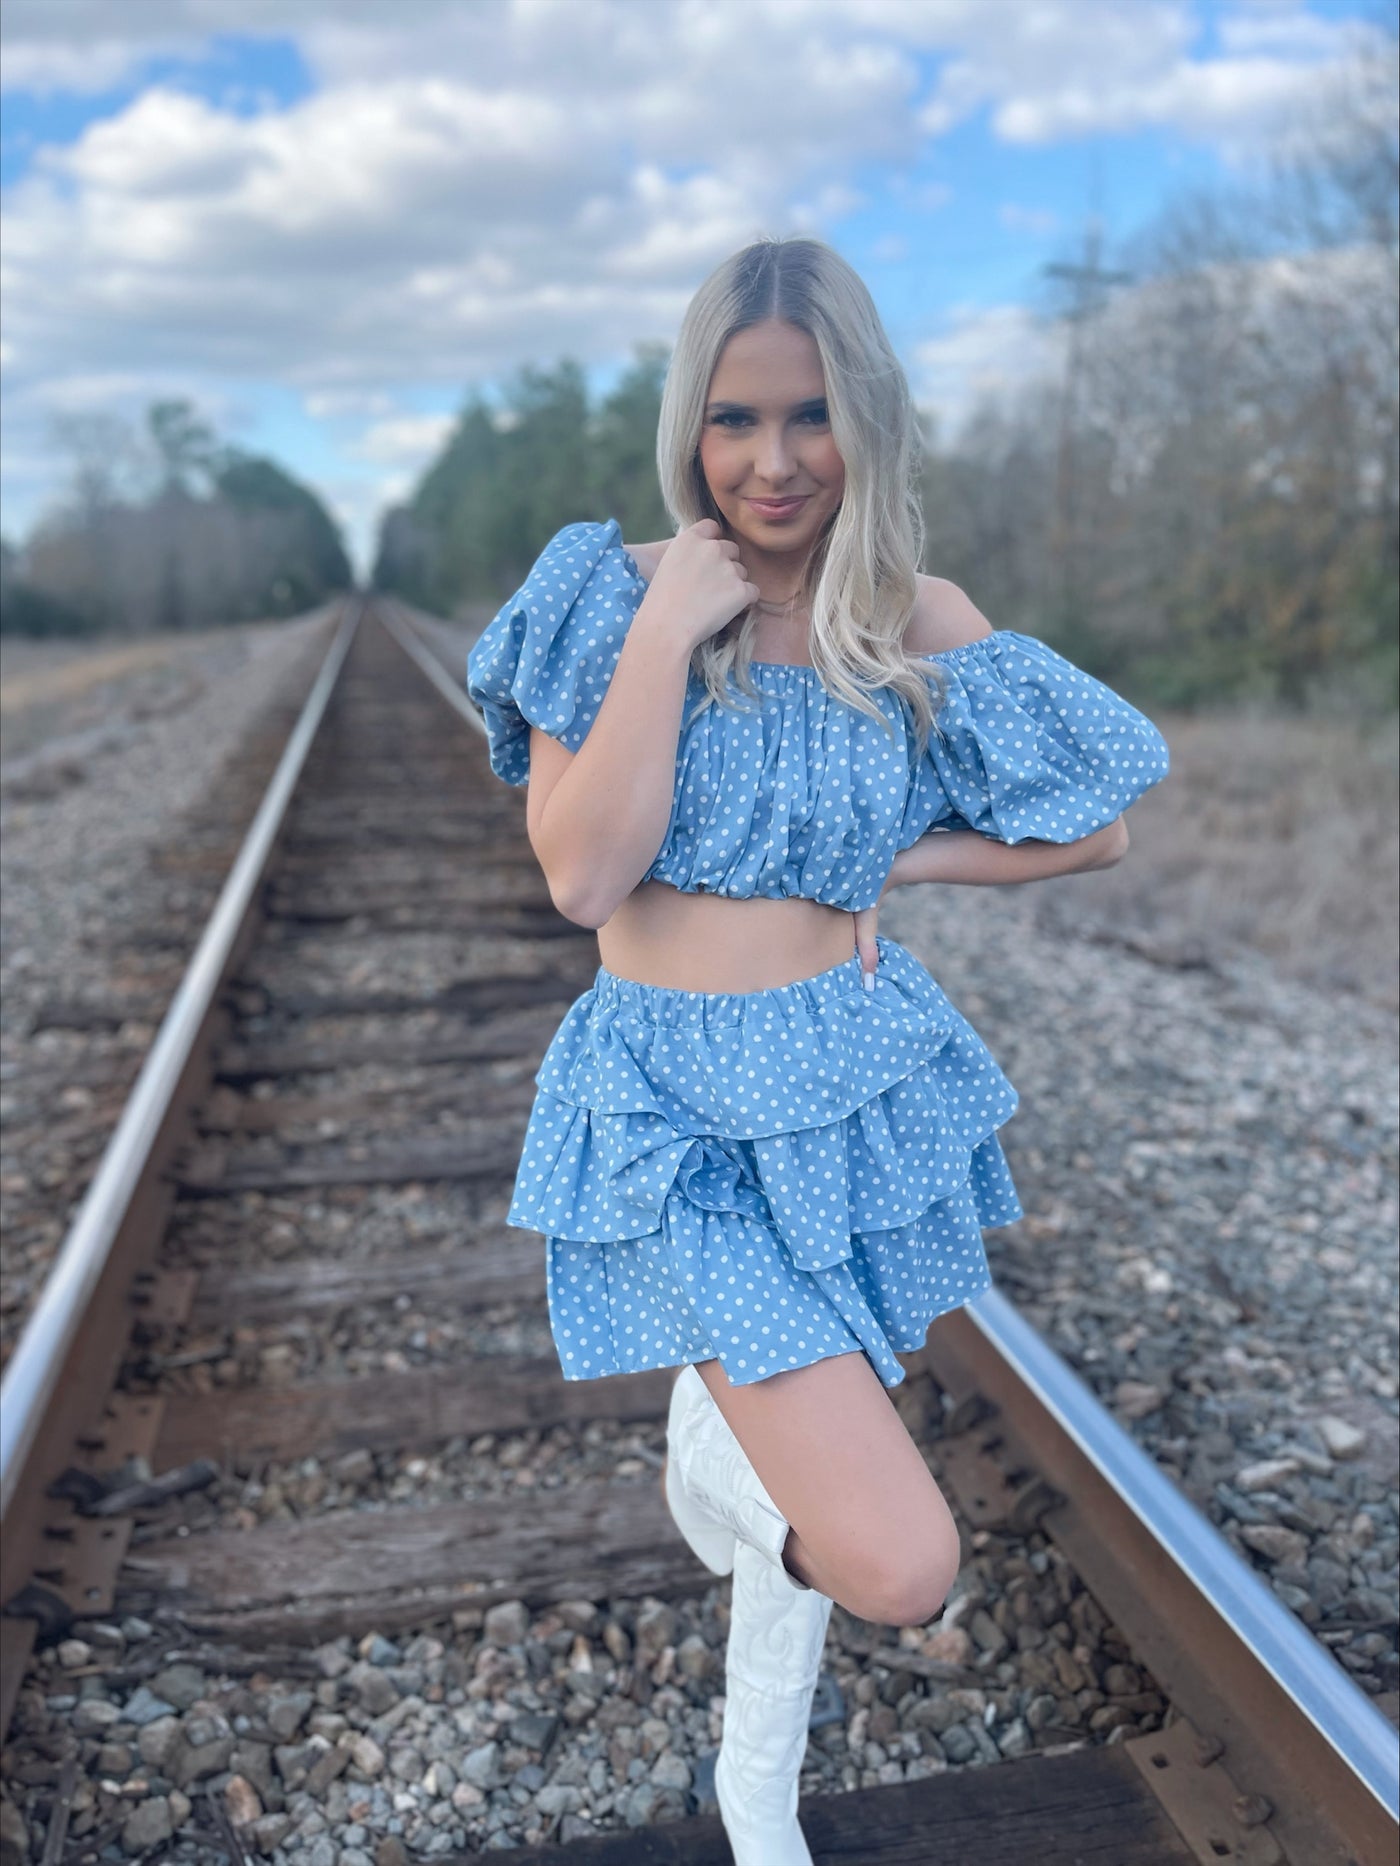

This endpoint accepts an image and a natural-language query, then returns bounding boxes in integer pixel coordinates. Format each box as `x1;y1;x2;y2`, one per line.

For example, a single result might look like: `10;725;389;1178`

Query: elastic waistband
591;933;897;1030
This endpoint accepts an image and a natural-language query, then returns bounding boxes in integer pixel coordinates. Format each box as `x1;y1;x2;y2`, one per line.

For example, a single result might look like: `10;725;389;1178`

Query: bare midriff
595;879;856;993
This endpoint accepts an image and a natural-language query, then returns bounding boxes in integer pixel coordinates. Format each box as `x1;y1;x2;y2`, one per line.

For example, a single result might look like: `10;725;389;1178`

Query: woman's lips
746;496;809;519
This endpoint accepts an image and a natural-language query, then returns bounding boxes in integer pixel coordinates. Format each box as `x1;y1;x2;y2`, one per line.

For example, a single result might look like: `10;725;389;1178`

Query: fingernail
864;968;875;992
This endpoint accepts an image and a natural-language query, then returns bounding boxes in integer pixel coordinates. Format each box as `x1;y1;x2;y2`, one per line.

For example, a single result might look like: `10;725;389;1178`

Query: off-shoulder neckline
609;528;1002;671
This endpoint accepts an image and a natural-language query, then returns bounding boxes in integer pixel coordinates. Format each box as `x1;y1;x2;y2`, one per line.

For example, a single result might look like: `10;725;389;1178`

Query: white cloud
914;0;1374;163
347;413;457;465
0;0;1381;564
304;389;396;420
912;302;1061;439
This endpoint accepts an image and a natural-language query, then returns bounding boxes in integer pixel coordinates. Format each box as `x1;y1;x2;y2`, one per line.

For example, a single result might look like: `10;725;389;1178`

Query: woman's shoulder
904;575;995;658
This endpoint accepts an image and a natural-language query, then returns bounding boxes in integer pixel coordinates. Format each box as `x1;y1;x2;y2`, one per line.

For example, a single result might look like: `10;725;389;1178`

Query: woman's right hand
641;519;760;651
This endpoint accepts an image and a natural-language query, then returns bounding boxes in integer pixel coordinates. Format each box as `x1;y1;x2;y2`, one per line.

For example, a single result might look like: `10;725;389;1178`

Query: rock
223;1775;262;1827
149;1663;207;1710
537;1784;583;1816
229;1740;274;1796
997;1717;1032;1757
555;1601;598;1634
169;1733;236;1787
652;1751;693;1791
1113;1381;1166;1420
72;1698;122;1735
1025;1694;1060;1732
1103;1663;1143;1696
314;1640;352;1678
374;1840;409;1866
511;1711;559;1751
243;1813;292;1852
1053;1648;1087;1691
348;1733;386;1777
120;1797;173;1854
347;1661;399;1715
56;1638;92;1668
183;1709;231;1747
602;1621;631;1664
484;1600;529;1646
1240;1524;1310;1566
266;1689;313;1739
922;1626;973;1666
137;1715;183;1769
675;1635;714;1681
634;1602;677;1662
939;1723;978;1764
1316;1417;1367;1461
461;1741;500;1789
389;1746;424;1785
121;1684;178;1726
968;1610;1009;1659
1236;1457;1300;1493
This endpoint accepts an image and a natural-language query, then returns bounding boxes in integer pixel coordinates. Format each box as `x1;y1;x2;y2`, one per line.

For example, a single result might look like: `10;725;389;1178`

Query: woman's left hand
852;861;903;986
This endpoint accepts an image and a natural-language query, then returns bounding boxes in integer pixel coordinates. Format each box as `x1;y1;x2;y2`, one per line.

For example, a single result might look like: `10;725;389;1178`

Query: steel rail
376;597;483;733
0;599;364;1528
936;1292;1399;1860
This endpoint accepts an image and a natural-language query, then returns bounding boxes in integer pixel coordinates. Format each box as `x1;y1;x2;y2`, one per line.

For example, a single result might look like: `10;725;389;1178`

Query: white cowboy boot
664;1365;739;1575
662;1367;834;1865
663;1365;806;1590
714;1536;834;1866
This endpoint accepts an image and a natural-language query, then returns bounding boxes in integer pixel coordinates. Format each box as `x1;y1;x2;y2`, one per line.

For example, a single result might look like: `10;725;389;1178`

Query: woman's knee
845;1527;961;1629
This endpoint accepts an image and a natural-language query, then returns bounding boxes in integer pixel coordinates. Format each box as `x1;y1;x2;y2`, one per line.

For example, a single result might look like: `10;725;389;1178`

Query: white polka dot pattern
514;937;1023;1390
463;516;1171;915
462;517;1171;1392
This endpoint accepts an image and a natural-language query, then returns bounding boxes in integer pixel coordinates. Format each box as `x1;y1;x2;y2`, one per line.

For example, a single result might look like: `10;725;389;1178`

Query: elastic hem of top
591;933;890;1025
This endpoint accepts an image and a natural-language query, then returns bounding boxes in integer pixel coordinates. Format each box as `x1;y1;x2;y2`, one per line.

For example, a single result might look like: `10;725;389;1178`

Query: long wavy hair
656;234;947;755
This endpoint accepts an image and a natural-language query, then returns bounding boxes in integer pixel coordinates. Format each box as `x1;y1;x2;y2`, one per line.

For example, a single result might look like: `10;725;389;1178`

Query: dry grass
1026;709;1400;1012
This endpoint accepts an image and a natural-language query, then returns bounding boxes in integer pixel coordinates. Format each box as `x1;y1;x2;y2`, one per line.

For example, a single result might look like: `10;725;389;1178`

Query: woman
466;234;1169;1864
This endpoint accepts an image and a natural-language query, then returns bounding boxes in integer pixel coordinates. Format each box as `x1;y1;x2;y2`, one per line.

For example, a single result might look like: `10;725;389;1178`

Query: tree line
0;399;352;638
374;26;1397;712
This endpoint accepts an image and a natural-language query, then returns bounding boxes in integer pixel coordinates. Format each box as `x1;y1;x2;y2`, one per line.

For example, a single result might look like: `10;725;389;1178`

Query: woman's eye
710;408;828;429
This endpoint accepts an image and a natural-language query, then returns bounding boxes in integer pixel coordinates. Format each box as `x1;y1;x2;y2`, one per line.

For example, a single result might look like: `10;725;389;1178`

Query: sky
0;0;1389;580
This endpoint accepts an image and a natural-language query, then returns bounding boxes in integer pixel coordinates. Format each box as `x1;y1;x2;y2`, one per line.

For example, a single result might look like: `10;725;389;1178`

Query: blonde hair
656;234;946;754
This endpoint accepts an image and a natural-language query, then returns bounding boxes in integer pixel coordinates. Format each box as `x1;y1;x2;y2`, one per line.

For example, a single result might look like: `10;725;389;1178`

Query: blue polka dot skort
505;931;1023;1390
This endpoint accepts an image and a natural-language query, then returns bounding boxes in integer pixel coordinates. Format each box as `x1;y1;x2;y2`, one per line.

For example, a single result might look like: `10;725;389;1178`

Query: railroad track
0;596;1395;1865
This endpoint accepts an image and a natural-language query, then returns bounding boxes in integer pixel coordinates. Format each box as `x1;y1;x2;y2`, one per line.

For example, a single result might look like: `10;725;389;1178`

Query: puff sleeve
464;519;636;786
897;629;1170;848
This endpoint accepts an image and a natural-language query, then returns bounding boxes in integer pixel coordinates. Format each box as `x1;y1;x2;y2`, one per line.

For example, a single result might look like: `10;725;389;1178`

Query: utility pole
1042;208;1133;623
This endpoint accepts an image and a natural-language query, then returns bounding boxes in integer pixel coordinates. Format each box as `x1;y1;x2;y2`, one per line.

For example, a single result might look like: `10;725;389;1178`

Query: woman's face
697;319;845;576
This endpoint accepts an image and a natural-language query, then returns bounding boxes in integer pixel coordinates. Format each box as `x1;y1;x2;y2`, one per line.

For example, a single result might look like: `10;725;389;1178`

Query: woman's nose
753;425;795;479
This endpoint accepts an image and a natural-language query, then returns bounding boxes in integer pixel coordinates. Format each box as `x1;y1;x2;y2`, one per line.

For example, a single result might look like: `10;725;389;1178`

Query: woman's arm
889;817;1129;889
526;610;694;928
526;522;758;928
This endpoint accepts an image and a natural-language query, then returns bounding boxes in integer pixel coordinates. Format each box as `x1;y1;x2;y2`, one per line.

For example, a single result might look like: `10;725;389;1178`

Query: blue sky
0;0;1387;578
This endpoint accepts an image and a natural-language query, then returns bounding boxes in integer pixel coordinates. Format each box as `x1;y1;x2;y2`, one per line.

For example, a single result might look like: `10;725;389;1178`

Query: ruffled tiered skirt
506;933;1023;1389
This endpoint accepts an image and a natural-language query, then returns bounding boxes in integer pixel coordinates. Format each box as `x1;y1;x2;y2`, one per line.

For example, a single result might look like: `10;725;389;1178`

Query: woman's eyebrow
705;396;828;415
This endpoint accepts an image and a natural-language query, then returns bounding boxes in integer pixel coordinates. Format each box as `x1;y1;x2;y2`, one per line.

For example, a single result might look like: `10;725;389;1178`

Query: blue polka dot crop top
465;518;1170;914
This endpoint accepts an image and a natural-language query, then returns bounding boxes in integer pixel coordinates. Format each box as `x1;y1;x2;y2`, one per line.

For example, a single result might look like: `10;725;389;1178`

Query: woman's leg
692;1351;960;1628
